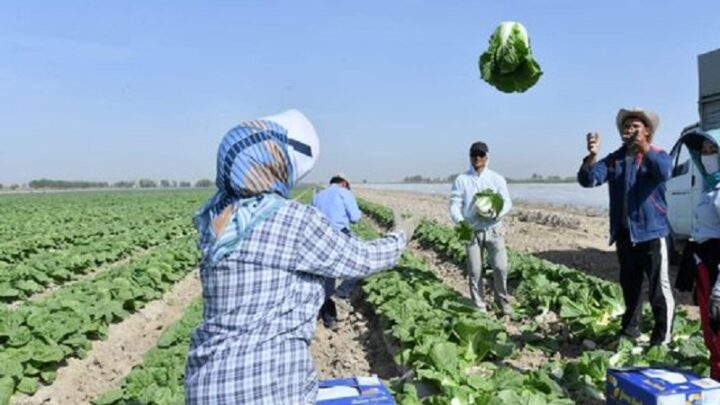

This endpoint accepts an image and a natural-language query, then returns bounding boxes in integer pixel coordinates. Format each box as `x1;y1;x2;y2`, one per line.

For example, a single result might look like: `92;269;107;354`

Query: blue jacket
577;145;672;244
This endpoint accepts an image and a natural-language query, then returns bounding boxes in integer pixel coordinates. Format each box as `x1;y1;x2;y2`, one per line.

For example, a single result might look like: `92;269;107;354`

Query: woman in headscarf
677;128;720;379
184;110;410;404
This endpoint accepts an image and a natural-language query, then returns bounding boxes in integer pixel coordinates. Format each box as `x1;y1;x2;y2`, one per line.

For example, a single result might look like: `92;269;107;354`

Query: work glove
392;209;420;240
711;274;720;323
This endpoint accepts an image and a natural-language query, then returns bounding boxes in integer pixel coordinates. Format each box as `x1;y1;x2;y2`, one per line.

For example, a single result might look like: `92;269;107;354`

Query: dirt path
310;293;398;380
13;271;202;405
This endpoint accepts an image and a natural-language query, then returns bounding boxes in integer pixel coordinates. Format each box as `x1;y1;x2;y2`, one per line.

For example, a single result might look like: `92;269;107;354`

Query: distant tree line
506;173;576;184
15;178;216;190
29;179;109;189
401;174;459;184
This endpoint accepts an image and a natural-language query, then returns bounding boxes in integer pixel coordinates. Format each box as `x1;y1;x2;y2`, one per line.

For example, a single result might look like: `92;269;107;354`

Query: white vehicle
666;48;720;258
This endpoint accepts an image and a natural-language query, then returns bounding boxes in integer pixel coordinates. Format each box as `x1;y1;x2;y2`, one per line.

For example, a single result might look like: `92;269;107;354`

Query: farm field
3;2;717;404
0;188;709;405
0;190;210;405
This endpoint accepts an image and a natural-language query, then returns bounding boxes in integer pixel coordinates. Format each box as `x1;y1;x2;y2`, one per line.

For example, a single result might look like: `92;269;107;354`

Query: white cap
262;109;320;183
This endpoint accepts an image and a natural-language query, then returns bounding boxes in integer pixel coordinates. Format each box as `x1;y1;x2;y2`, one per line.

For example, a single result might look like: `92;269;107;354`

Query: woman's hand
392;210;420;239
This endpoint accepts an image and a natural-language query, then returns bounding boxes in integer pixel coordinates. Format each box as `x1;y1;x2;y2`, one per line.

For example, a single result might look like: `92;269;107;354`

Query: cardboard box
607;367;720;405
316;376;395;405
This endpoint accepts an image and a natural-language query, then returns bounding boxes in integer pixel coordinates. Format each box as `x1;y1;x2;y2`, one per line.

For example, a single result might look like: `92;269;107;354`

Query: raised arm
577;155;610;188
577;132;610;188
295;207;405;279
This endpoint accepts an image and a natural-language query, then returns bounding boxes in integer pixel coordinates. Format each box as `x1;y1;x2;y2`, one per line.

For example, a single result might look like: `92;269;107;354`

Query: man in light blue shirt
449;141;513;315
312;174;362;328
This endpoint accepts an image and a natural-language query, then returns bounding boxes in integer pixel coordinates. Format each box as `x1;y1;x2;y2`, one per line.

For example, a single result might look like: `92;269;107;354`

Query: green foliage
473;189;504;218
0;238;200;399
479;21;543;93
93;300;203;405
0;190;206;268
455;221;474;243
361;219;571;404
4;193;711;405
412;218;710;401
0;377;14;405
357;199;395;228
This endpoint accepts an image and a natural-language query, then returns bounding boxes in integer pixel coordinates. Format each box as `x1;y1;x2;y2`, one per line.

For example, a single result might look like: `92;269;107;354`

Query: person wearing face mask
676;131;720;379
184;110;414;404
578;108;674;347
449;141;513;315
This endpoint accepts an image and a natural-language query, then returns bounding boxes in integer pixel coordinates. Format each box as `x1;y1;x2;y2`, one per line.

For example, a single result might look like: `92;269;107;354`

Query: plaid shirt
185;200;405;405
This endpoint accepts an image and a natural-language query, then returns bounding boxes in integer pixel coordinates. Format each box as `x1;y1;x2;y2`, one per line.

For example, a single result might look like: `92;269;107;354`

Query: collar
467;166;485;177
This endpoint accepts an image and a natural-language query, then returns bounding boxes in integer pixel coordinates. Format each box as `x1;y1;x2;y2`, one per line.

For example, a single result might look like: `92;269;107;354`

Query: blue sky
1;1;718;185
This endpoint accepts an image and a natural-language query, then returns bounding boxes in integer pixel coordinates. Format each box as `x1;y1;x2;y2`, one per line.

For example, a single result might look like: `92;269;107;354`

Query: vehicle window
672;143;692;177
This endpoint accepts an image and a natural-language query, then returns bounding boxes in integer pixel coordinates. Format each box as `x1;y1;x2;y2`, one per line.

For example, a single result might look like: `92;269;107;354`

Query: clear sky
1;1;718;185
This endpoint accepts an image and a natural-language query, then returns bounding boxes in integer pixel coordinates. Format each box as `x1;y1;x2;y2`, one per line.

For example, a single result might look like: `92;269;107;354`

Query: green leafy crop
479;22;543;93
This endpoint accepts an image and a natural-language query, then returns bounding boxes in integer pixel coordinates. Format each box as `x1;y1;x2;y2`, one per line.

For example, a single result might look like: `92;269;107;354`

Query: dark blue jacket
577;145;672;244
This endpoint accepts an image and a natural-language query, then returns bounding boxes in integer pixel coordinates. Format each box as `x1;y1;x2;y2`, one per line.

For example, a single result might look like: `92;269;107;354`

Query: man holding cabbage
577;108;674;347
450;141;513;315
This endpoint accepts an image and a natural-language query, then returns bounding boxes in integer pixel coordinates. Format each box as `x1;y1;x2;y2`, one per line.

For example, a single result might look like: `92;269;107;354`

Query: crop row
0;218;193;305
0;190;207;264
0;237;200;402
411;219;709;401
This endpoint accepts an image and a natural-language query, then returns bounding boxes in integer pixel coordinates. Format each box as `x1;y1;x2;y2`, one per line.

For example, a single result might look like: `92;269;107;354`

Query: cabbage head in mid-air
473;189;504;219
479;21;542;93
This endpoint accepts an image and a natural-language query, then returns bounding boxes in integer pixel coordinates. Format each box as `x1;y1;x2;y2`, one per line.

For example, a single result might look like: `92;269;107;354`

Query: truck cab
667;124;705;246
666;48;720;256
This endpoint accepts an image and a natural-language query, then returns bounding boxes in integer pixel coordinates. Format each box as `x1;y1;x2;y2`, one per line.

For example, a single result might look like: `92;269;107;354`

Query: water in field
355;183;608;208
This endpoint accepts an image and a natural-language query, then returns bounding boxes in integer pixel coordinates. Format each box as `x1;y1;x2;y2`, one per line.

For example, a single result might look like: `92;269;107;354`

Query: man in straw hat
578;108;674;346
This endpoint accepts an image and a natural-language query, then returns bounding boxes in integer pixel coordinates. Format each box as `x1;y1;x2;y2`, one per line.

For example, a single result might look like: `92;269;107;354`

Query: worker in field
674;131;720;378
449;141;514;315
311;173;362;329
184;109;416;404
578;108;674;346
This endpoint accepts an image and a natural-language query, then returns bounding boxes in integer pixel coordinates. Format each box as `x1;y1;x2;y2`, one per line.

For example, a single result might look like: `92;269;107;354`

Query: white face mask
701;153;719;174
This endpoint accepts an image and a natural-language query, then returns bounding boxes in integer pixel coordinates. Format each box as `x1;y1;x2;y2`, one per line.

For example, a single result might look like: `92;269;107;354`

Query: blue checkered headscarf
194;119;298;266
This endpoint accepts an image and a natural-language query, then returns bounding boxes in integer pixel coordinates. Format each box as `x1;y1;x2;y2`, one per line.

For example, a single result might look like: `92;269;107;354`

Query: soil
13;271;202;405
310;293;399;380
11;188;698;404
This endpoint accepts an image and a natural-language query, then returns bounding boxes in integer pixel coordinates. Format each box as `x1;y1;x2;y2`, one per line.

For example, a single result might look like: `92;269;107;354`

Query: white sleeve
713;189;720;219
449;178;465;224
496;175;512;218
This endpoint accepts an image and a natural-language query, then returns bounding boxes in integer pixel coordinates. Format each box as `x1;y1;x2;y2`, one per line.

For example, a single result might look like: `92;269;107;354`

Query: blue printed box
607;367;720;405
316;376;395;405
